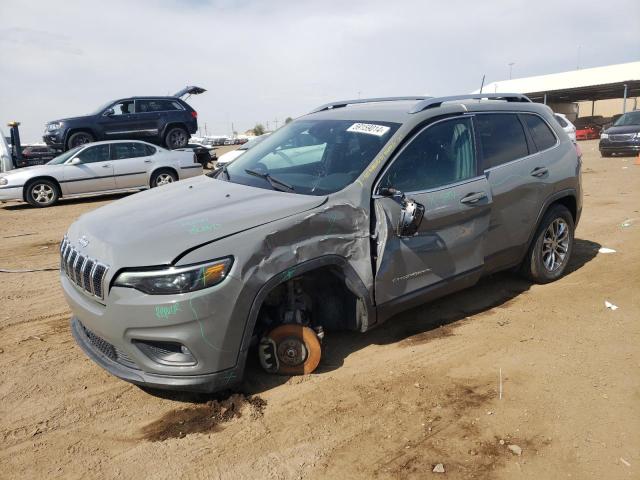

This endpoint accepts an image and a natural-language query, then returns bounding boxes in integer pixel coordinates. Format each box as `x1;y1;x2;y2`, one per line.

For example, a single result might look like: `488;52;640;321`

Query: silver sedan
0;140;203;207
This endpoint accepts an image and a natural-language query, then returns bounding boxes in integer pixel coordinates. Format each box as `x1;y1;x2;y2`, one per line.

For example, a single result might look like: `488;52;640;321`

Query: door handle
101;164;111;168
460;192;487;204
530;167;548;177
144;159;152;163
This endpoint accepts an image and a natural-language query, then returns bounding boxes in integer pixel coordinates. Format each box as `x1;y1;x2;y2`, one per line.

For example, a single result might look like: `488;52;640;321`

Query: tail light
191;111;198;118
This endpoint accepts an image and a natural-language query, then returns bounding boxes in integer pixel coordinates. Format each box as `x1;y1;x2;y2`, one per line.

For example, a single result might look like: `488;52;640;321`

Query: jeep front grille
60;236;109;300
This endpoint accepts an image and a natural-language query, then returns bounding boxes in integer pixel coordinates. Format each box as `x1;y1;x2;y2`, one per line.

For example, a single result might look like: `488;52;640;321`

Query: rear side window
523;114;557;151
380;117;476;192
76;145;110;163
554;115;568;128
475;114;529;169
136;99;182;113
145;145;157;155
111;142;148;160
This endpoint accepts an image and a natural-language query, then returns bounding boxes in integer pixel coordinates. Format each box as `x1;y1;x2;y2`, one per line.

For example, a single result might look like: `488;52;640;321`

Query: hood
48;115;93;125
604;124;640;135
1;164;59;177
67;176;326;268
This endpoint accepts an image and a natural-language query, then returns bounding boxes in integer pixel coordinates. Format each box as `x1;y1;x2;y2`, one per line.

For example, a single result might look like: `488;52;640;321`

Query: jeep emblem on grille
78;236;89;248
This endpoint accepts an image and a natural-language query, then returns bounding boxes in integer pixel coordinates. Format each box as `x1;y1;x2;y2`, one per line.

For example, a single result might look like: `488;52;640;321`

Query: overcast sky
0;0;638;142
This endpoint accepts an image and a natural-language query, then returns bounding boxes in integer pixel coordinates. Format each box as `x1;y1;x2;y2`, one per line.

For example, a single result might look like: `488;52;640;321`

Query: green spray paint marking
282;268;295;281
188;298;218;350
155;303;182;320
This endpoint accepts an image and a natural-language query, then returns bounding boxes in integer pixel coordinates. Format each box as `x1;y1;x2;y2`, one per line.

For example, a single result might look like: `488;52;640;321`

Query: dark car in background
19;145;57;166
599;111;640;157
43;86;205;151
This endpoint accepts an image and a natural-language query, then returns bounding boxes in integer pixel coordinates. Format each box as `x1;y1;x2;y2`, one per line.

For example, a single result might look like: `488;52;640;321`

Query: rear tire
67;131;94;150
164;127;189;149
521;205;574;284
150;169;177;187
26;179;59;208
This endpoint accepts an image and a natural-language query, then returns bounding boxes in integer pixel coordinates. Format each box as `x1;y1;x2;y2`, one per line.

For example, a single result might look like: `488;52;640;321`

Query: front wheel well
23;176;62;201
551;195;577;223
65;128;96;147
251;265;365;344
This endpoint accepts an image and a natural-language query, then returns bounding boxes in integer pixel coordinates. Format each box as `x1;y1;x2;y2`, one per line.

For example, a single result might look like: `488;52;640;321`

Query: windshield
224;119;400;195
613;111;640;126
91;101;114;115
47;146;83;165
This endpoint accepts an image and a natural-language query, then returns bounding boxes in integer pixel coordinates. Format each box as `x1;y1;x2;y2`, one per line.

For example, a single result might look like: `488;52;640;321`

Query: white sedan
554;113;577;142
0;140;202;207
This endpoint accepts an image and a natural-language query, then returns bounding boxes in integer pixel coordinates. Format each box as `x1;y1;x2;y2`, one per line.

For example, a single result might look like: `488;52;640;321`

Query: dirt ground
1;140;638;479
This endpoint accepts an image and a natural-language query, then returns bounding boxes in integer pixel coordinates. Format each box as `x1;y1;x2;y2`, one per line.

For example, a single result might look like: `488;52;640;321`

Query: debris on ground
433;463;445;473
508;444;523;456
620;457;631;467
598;247;616;254
621;219;632;228
604;301;619;311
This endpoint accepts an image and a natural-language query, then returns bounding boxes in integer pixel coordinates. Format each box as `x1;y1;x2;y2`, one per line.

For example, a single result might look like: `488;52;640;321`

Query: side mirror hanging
397;196;425;237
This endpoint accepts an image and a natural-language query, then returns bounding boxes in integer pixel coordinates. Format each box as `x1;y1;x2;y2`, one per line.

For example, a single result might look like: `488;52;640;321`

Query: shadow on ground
143;238;601;403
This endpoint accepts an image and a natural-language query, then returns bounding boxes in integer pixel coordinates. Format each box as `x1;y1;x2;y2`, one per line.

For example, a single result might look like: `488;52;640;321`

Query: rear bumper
71;316;243;392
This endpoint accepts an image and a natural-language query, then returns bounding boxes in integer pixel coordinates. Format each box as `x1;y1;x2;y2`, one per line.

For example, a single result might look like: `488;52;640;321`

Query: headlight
47;122;62;131
600;133;608;139
0;177;8;186
113;257;232;294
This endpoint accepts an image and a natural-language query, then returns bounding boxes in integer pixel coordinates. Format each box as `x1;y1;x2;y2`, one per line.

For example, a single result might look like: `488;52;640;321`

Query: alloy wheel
169;130;187;148
156;173;174;186
541;218;569;272
31;184;54;204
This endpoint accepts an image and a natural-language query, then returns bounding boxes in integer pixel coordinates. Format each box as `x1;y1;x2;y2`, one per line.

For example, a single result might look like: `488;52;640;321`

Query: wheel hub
277;337;308;367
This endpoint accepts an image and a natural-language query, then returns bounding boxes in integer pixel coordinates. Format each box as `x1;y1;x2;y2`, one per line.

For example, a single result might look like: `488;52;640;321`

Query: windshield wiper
244;169;295;193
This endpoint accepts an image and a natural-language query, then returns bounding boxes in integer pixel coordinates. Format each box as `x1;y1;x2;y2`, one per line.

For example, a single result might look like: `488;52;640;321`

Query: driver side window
76;145;110;163
109;100;134;116
381;117;476;192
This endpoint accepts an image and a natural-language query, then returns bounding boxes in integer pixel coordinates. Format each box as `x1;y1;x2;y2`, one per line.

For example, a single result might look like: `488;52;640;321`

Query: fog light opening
133;340;196;366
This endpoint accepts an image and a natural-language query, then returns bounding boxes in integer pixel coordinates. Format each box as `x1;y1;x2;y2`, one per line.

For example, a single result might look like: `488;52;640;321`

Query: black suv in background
43;86;205;151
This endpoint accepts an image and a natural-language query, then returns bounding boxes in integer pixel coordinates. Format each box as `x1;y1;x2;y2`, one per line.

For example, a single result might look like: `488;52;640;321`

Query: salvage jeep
61;94;582;392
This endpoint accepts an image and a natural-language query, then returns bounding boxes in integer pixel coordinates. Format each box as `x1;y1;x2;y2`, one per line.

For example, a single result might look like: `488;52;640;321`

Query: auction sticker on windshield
347;123;390;136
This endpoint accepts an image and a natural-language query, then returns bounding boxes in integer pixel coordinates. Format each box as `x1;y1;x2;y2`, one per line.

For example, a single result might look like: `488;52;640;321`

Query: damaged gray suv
61;94;582;392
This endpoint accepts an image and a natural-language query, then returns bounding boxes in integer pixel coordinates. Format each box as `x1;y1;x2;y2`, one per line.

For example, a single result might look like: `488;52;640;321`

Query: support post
591;100;595;116
543;93;547;105
622;84;628;114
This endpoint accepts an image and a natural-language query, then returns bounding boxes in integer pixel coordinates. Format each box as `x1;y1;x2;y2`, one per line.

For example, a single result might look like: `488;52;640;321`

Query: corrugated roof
474;61;640;95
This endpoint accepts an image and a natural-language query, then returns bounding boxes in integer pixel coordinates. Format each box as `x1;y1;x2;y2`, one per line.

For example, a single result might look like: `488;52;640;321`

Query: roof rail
408;93;532;114
310;96;431;114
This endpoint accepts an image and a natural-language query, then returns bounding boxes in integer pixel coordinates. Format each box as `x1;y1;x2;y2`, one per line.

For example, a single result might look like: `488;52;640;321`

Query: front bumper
71;317;244;392
599;139;640;154
0;186;23;202
43;131;64;148
63;266;251;392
